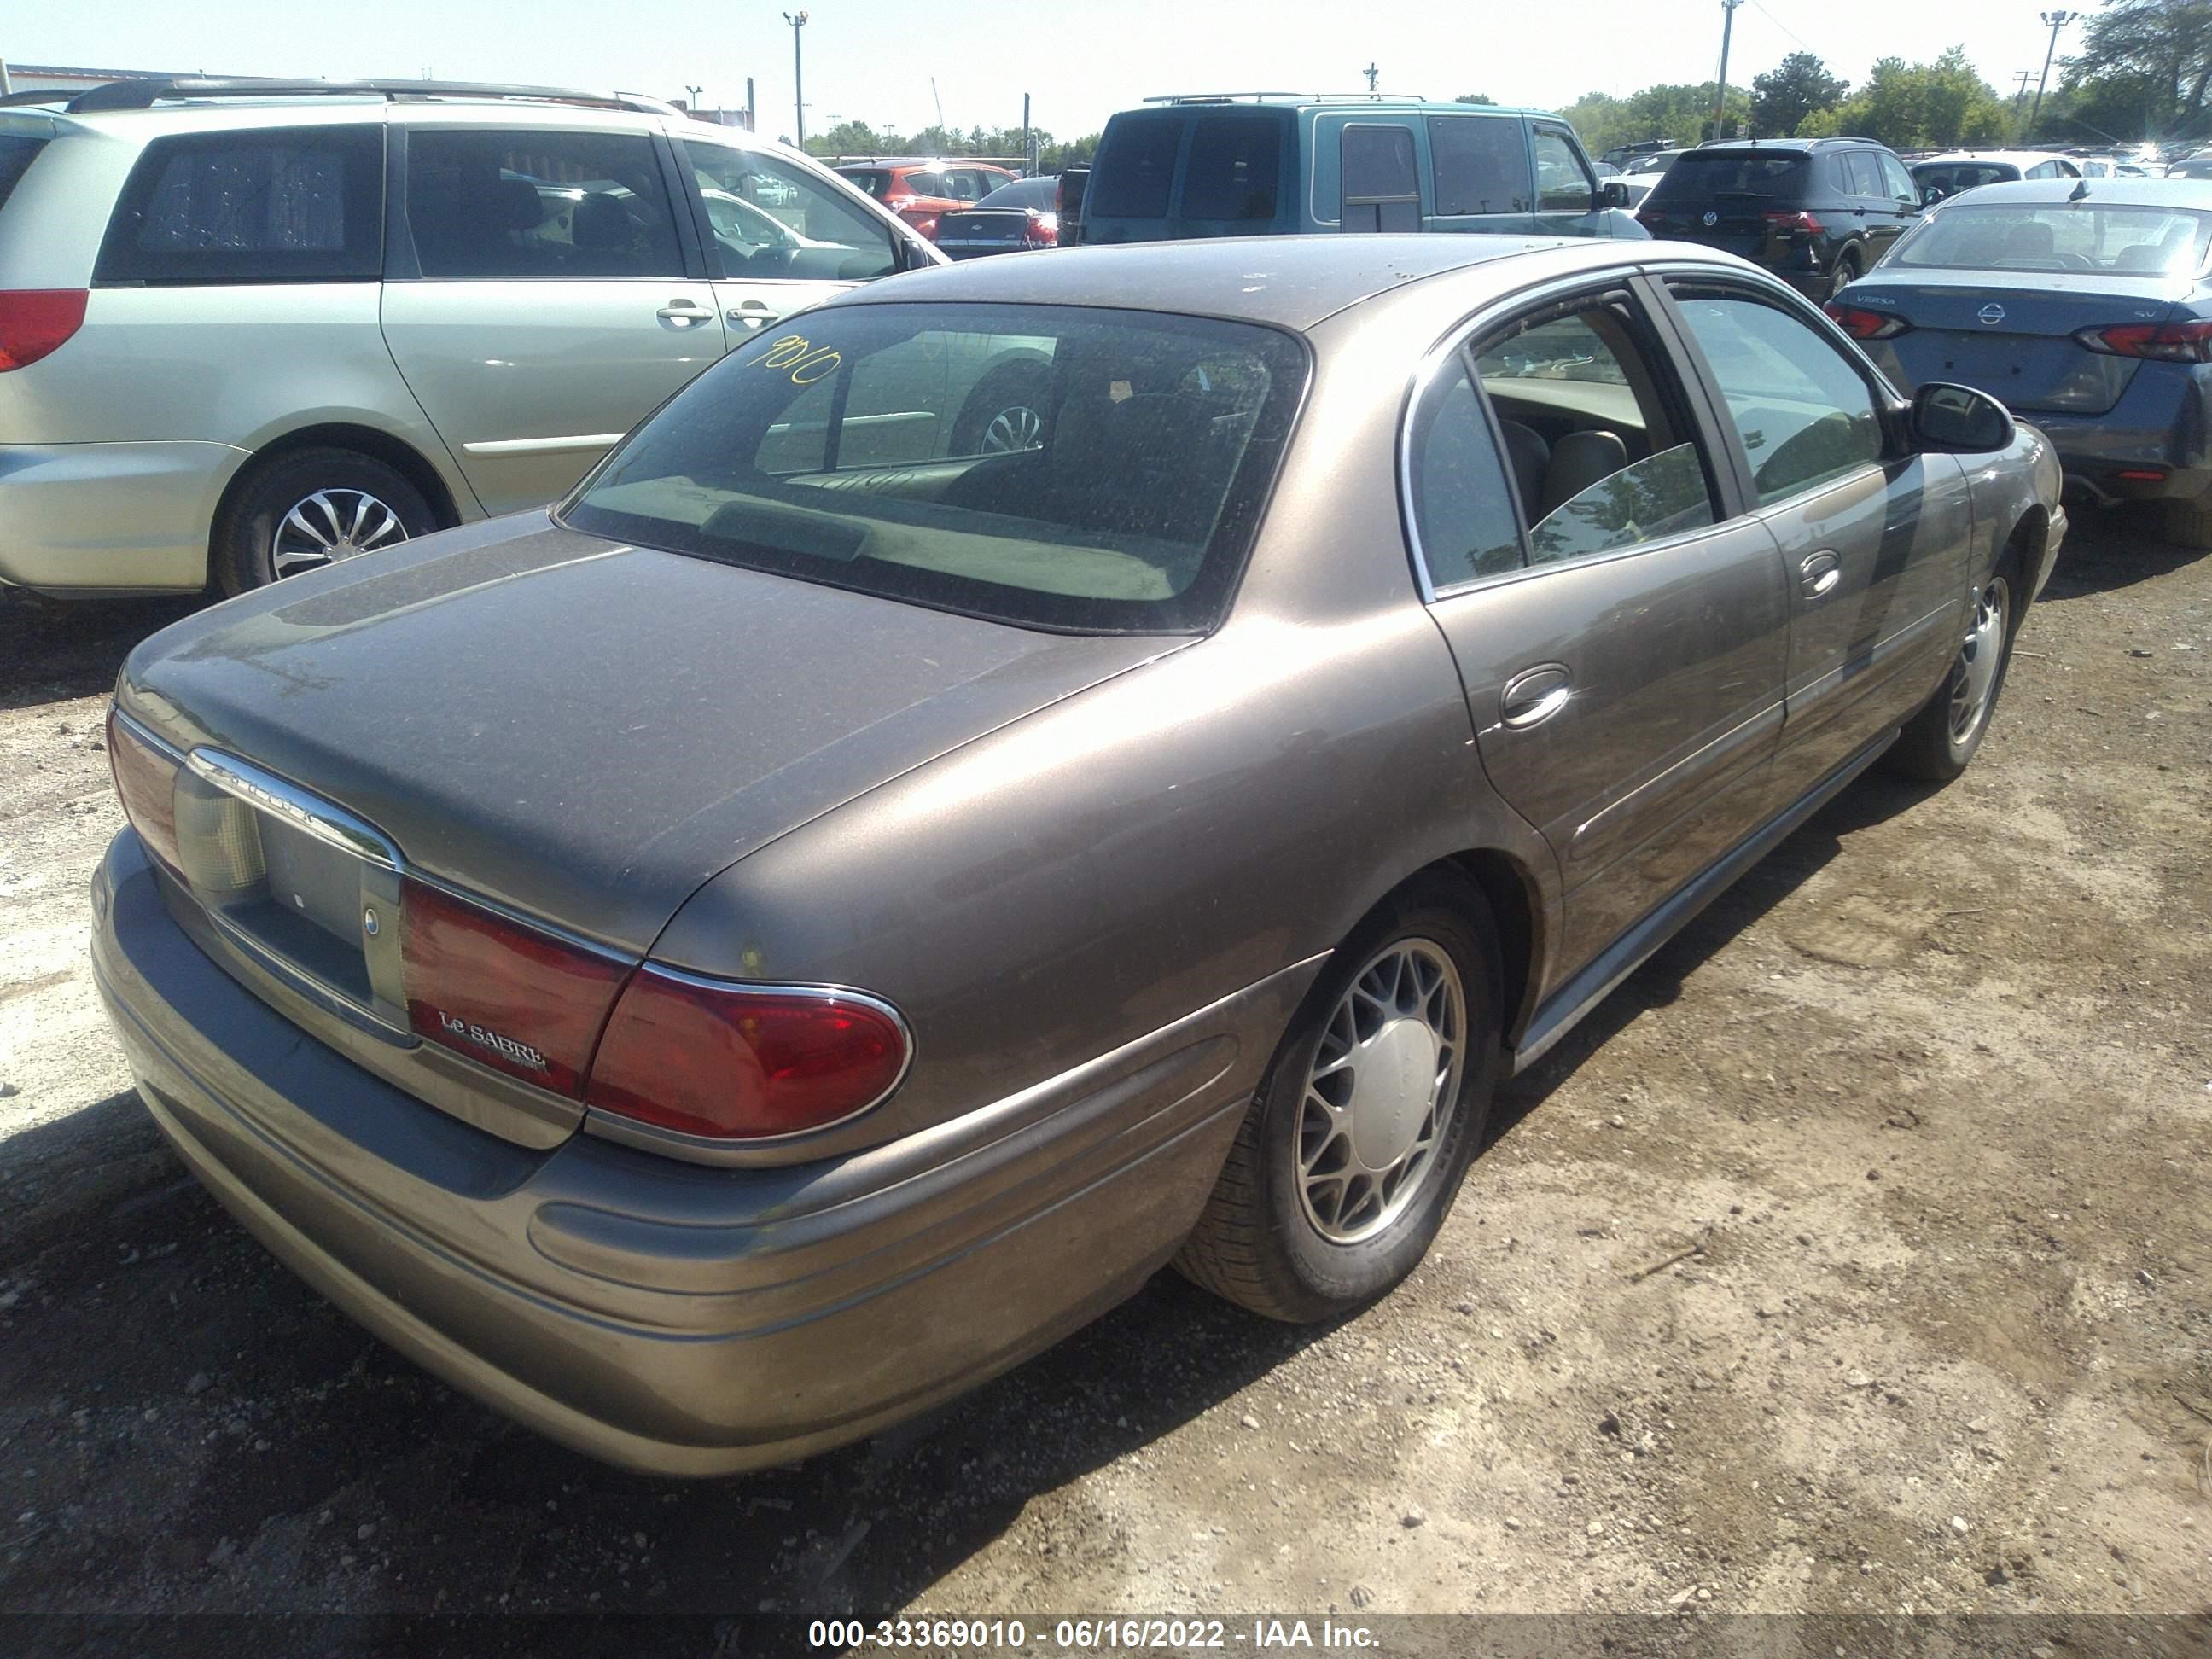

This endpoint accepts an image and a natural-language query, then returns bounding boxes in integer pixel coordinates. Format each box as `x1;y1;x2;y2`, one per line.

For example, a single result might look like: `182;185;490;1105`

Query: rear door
1661;276;1973;795
1414;279;1790;974
1424;113;1536;235
381;123;721;515
677;138;899;340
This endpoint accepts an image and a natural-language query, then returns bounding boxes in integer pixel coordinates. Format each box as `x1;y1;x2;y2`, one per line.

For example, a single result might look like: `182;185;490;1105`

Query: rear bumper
0;441;244;595
92;830;1301;1476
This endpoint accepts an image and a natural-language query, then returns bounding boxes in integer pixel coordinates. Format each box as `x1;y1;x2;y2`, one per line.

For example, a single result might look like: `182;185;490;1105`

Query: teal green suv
1075;94;1646;245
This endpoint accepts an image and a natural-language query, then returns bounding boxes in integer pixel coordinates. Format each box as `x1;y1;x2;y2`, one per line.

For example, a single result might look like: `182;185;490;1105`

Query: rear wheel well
212;424;463;571
1442;850;1538;1043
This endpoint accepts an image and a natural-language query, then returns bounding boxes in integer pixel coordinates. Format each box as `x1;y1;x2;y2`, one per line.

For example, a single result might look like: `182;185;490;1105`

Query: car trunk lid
934;207;1039;257
1862;268;2191;414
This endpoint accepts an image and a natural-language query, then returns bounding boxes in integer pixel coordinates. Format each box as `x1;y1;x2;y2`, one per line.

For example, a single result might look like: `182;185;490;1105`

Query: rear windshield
839;169;894;198
563;302;1307;633
0;135;48;212
1894;201;2212;274
1649;152;1808;203
1913;161;2020;193
974;176;1057;211
1089;113;1183;219
1179;114;1284;221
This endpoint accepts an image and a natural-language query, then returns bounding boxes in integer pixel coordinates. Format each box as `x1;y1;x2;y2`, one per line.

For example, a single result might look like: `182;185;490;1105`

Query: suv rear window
565;301;1307;633
1090;113;1182;219
95;125;384;285
1648;151;1808;204
0;135;48;213
839;169;894;197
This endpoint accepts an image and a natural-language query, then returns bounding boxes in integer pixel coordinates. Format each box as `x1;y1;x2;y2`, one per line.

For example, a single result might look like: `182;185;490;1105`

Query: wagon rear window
564;302;1307;633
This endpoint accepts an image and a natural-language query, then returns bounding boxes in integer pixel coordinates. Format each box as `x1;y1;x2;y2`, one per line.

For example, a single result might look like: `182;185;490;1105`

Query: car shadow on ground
2037;504;2209;602
0;596;200;712
0;769;1946;1623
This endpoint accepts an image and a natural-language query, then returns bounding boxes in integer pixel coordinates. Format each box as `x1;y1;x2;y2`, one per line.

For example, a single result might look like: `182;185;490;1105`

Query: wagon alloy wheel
271;488;411;576
980;404;1044;453
1947;575;2011;744
1295;940;1466;1245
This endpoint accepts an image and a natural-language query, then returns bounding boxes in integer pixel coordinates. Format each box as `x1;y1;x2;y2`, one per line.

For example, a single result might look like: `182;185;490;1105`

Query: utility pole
746;76;757;132
2029;11;2077;143
783;11;810;149
1363;62;1380;94
1022;92;1034;175
1710;0;1745;142
2011;68;2037;140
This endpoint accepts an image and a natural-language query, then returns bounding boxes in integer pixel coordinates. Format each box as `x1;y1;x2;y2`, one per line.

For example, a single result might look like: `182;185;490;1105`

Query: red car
834;158;1019;240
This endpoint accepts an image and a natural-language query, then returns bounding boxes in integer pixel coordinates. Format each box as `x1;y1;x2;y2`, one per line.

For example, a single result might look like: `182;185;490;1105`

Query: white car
0;77;942;595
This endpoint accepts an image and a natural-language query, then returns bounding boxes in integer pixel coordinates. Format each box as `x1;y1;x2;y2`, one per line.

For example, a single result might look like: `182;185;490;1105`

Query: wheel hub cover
1349;1017;1440;1171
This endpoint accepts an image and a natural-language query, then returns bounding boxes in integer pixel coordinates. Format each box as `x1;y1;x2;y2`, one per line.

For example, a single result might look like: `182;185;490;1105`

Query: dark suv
1637;137;1923;300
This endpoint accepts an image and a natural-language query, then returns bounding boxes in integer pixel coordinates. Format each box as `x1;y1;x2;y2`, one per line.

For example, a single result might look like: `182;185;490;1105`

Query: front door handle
655;301;714;327
726;300;781;329
1499;664;1572;730
1800;550;1842;598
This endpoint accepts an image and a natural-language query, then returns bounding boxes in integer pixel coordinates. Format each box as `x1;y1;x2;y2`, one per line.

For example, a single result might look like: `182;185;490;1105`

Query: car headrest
2003;220;2056;259
572;193;632;252
491;177;544;234
1494;420;1550;517
1540;429;1630;518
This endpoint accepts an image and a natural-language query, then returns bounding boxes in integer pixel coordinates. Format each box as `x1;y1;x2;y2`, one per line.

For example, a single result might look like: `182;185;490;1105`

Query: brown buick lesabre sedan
93;236;2064;1475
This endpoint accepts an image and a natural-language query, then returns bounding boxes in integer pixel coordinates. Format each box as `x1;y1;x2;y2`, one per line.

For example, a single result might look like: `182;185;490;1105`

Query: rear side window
1650;152;1808;204
1090;113;1182;218
840;168;894;198
1407;358;1524;587
405;129;684;279
1342;125;1420;231
1841;153;1883;197
0;136;49;213
1428;115;1530;214
1180;116;1282;221
96;125;383;284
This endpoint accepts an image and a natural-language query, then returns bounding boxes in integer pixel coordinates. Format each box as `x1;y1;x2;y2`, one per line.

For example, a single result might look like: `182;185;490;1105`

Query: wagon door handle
655;300;714;327
726;300;782;329
1499;664;1572;730
1800;550;1842;598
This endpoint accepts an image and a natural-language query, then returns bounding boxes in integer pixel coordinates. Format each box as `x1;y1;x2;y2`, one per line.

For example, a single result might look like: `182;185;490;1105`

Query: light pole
783;11;810;150
2029;11;2077;143
684;83;702;117
1710;0;1745;142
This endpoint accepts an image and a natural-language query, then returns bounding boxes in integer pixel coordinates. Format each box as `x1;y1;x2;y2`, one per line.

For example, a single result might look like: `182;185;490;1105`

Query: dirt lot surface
1;510;2208;1647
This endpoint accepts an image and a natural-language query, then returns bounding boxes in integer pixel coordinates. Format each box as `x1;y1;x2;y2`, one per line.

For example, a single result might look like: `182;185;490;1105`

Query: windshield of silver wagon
562;302;1309;633
1892;201;2212;275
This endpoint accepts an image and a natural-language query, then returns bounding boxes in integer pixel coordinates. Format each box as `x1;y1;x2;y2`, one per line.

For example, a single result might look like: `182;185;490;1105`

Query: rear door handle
655;301;714;327
1499;664;1572;730
1800;550;1842;598
726;300;781;329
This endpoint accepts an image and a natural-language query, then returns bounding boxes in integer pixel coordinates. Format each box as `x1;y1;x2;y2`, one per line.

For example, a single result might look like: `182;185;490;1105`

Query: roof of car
829;234;1638;331
1912;150;2071;166
1925;177;2212;207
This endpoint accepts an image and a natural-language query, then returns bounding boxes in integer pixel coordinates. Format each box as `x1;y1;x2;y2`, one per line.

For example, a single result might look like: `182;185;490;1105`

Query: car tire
2161;494;2212;550
1883;551;2023;783
1826;251;1860;300
1173;875;1505;1324
212;448;439;597
949;359;1053;456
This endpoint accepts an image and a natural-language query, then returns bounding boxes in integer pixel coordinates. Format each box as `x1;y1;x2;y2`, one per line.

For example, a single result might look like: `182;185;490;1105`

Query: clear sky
9;0;2083;142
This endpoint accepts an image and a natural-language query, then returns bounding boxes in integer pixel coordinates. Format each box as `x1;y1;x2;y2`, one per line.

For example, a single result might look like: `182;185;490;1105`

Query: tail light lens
2075;319;2212;362
0;288;88;371
1825;303;1910;341
106;706;183;876
585;967;909;1140
1026;210;1060;247
1763;210;1825;236
400;878;630;1095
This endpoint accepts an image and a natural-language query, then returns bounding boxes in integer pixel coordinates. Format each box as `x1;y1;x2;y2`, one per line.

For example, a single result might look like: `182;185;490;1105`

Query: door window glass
1407;358;1524;587
405;129;683;278
684;142;895;281
1878;154;1918;201
1182;115;1283;220
1669;286;1886;505
1471;294;1718;565
1842;152;1883;197
1428;115;1531;214
96;125;383;284
1342;125;1420;231
1531;130;1594;212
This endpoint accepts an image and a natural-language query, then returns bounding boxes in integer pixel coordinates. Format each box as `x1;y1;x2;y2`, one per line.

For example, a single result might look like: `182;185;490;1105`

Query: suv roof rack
1140;90;1429;105
0;77;681;119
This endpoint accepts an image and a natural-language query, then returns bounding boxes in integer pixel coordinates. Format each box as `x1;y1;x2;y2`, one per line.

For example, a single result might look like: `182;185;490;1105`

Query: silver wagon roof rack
1140;91;1430;105
0;77;682;119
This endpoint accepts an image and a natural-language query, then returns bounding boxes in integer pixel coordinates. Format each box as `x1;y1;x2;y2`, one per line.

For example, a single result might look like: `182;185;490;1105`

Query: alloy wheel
1947;576;2010;745
1295;939;1467;1245
980;405;1044;453
271;488;412;577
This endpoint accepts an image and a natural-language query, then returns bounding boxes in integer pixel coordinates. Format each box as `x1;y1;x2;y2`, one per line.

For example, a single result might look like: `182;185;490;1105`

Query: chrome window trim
579;967;919;1163
186;748;401;870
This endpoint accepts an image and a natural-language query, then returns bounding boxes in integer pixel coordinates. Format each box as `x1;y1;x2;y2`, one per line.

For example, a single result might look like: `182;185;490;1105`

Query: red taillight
106;706;183;876
400;878;631;1095
585;967;909;1140
1763;209;1825;235
1825;303;1910;341
2075;319;2212;363
0;288;88;371
1025;210;1060;247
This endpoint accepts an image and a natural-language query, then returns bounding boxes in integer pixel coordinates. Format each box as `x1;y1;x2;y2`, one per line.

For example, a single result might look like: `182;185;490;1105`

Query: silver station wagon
94;235;2062;1475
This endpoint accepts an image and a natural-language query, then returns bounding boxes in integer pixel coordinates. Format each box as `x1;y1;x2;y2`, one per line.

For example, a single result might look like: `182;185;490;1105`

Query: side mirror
1911;382;2014;454
1599;179;1630;209
1918;185;1945;207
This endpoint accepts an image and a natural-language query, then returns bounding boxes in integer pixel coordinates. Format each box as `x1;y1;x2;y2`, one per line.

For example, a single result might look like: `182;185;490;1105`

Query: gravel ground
0;509;2208;1646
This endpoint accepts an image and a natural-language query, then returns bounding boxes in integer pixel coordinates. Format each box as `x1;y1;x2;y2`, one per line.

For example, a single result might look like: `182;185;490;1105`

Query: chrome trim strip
185;751;401;871
581;969;918;1159
112;704;186;763
461;433;627;457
